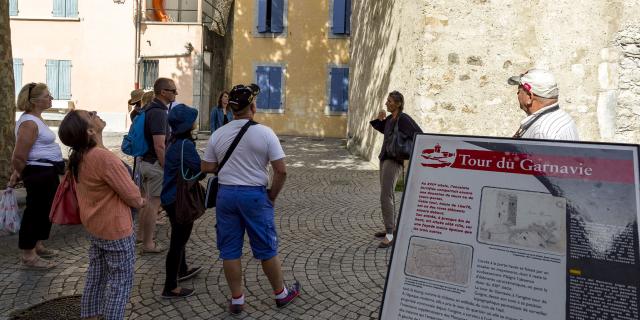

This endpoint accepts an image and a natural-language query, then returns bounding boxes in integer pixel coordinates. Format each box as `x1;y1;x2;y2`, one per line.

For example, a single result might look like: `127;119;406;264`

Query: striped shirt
519;103;579;141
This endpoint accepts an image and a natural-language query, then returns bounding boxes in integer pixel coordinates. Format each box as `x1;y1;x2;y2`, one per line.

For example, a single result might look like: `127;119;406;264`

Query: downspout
134;0;142;89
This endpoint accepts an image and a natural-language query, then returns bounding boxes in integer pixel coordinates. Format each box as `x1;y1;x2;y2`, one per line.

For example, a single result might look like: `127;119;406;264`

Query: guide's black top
370;112;423;163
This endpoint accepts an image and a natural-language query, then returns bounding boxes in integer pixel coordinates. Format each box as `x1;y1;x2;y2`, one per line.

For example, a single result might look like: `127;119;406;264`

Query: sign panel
380;134;640;320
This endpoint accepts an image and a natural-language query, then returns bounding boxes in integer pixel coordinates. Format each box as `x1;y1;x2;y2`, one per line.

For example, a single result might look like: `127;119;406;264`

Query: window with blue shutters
331;0;351;35
142;60;159;90
53;0;78;18
46;60;72;100
9;0;18;16
256;0;285;34
328;67;349;113
13;59;23;98
255;65;284;111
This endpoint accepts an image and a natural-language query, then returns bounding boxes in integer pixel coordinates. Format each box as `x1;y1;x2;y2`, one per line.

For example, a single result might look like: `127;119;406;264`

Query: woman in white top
9;83;64;269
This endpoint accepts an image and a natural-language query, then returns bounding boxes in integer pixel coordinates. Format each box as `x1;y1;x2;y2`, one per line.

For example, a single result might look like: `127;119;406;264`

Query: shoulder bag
205;120;257;208
176;140;206;224
385;113;414;161
49;171;81;225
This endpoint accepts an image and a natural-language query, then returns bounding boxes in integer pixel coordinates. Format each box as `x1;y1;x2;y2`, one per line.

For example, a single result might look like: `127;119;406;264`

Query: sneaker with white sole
275;281;301;308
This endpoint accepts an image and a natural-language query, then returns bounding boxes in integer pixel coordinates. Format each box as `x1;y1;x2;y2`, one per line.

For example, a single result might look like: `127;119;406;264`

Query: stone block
598;62;618;90
596;91;617;139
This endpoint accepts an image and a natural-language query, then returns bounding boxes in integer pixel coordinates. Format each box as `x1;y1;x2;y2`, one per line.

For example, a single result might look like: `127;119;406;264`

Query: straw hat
128;89;145;105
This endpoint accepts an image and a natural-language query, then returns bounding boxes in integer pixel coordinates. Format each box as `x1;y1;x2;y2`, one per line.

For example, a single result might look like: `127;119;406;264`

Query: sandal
21;256;56;269
36;248;60;258
378;238;394;249
141;242;166;254
374;231;387;238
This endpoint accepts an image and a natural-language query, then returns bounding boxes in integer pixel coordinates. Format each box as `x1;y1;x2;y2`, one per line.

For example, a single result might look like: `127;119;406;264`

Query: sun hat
128;89;145;105
168;103;198;134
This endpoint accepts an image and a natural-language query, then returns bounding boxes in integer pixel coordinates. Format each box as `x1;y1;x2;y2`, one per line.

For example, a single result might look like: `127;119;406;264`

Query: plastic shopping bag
1;188;21;234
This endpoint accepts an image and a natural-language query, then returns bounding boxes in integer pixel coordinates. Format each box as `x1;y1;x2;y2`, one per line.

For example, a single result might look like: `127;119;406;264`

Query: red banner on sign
447;149;634;183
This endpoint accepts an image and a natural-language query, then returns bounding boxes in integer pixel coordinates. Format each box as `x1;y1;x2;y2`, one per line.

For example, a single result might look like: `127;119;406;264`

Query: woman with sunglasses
58;109;145;320
9;83;64;269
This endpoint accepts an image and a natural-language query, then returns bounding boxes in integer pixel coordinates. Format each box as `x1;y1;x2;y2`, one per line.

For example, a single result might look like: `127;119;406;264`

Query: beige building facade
10;0;221;132
347;1;640;162
228;0;351;138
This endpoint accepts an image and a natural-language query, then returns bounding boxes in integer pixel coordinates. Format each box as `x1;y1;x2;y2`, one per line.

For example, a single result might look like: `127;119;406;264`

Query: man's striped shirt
520;103;579;141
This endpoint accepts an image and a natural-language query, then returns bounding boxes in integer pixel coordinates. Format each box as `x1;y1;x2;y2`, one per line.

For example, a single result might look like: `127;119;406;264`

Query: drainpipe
134;0;142;89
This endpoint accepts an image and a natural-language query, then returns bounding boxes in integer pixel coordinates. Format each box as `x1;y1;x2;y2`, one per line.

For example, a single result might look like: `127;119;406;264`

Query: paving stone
0;136;399;319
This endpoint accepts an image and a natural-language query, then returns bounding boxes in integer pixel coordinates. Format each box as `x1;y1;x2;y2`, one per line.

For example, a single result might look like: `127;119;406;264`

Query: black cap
229;84;255;111
248;83;260;95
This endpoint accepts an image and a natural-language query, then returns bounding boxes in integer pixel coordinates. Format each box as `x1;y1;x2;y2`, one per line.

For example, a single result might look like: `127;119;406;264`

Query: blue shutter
257;0;268;33
52;0;65;17
13;59;23;97
268;66;282;109
341;68;349;112
270;0;284;33
58;60;72;99
9;0;18;16
66;0;78;18
46;60;60;99
332;0;346;34
256;66;270;109
329;68;343;111
345;0;351;35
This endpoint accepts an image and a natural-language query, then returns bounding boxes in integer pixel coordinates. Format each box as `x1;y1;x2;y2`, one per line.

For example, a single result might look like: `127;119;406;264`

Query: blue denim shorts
216;185;278;260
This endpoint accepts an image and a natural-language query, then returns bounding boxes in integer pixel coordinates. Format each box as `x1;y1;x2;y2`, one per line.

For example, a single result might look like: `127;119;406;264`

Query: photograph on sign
478;187;567;255
404;237;473;286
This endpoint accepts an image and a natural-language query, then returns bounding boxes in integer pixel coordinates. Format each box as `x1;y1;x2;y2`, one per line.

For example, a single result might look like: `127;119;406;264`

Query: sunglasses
163;88;178;94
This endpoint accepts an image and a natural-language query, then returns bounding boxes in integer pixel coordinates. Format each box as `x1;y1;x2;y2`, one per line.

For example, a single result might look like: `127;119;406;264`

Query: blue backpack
121;109;151;157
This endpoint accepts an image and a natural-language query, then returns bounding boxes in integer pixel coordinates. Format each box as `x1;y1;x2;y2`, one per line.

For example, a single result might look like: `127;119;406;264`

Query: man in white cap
508;69;579;140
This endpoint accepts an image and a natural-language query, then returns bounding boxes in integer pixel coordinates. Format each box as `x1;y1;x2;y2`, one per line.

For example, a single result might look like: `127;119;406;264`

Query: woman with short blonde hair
9;82;64;269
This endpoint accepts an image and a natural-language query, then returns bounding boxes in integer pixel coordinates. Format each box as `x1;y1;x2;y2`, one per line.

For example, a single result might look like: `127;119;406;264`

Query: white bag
1;188;21;234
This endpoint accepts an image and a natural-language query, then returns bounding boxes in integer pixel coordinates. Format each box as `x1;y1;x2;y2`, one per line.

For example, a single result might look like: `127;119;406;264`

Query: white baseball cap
508;69;559;99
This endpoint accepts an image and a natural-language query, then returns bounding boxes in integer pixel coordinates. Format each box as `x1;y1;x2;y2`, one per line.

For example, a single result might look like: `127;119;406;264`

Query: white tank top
15;114;63;166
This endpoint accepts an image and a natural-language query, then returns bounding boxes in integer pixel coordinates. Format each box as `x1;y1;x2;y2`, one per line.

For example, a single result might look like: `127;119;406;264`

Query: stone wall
348;0;640;162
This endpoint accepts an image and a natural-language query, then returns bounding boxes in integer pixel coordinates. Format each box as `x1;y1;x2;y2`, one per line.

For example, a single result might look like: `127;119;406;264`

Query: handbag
175;140;206;224
49;171;81;225
205;120;257;208
385;113;414;160
0;188;21;233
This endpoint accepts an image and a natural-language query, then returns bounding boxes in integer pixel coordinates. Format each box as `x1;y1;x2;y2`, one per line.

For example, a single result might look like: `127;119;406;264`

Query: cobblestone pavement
0;136;398;320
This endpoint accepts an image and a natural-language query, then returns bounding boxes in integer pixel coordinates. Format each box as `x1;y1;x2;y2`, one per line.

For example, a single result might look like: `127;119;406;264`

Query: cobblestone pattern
0;136;400;320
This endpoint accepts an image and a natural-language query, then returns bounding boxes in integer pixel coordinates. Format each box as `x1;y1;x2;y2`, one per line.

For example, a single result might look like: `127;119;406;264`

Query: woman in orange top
59;110;145;320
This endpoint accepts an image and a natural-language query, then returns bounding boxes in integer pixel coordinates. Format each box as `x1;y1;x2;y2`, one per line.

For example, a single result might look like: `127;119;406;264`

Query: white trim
324;63;349;116
9;17;80;22
252;0;289;38
253;62;286;113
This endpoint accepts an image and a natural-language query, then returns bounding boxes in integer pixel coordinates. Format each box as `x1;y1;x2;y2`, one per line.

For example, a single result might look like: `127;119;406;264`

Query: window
257;0;284;34
13;59;23;97
144;0;198;22
46;60;72;100
141;60;159;90
328;67;349;113
9;0;18;16
255;65;284;111
331;0;351;35
53;0;78;18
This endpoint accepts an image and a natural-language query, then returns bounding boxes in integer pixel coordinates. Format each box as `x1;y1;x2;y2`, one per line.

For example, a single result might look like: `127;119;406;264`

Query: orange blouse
76;147;143;240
